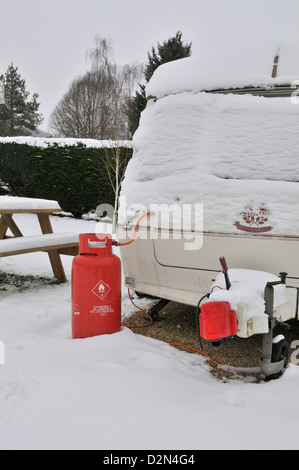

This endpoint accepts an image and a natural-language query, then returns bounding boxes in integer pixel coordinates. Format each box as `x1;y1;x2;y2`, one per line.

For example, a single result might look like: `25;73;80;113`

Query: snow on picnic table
1;213;299;450
0;232;79;254
0;195;61;211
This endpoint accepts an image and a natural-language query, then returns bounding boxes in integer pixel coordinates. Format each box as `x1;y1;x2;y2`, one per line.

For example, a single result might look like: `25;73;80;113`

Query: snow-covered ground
0;213;299;450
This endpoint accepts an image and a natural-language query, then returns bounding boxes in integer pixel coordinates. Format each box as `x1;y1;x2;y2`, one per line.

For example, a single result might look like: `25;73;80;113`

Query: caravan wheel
267;338;289;381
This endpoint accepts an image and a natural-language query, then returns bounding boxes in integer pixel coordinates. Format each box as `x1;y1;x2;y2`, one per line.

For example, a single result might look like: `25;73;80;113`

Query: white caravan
118;43;299;377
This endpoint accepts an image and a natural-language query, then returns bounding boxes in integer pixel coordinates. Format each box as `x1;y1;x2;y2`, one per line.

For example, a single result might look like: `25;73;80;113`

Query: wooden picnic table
0;196;79;282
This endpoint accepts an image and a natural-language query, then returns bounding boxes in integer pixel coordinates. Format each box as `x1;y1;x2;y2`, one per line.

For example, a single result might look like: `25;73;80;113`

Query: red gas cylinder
71;233;121;339
199;301;238;341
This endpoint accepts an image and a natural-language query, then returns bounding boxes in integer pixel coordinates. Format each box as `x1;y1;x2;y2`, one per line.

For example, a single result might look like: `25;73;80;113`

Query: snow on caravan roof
120;76;299;236
146;42;299;99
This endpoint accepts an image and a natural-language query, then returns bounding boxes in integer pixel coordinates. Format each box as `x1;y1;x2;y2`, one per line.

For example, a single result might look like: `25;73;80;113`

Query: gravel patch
122;297;299;383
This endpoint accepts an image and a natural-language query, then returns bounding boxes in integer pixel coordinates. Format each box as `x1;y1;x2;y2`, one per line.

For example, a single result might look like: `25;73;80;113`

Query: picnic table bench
0;196;79;282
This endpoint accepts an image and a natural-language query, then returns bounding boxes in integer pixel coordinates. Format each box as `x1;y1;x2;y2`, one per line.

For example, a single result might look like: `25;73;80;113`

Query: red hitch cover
199;301;238;341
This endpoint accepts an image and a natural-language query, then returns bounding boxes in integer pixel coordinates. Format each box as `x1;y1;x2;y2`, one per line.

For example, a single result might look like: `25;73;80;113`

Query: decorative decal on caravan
234;207;272;233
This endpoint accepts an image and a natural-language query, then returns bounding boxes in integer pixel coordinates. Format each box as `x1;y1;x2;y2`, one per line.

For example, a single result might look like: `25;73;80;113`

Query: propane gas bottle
71;233;121;339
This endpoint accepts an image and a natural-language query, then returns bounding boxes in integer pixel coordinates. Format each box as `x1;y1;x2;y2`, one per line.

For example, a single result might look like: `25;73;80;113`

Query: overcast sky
0;0;298;132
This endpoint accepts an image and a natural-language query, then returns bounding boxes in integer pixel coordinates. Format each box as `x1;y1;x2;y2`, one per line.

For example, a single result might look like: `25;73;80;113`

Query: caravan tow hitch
260;272;289;380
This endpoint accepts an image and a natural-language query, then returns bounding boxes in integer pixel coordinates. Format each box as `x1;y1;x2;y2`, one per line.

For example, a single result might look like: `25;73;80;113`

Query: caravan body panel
118;44;299;337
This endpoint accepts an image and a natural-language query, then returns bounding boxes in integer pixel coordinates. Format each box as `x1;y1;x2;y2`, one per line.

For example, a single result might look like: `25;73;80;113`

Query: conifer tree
0;63;43;136
145;31;192;82
128;31;192;135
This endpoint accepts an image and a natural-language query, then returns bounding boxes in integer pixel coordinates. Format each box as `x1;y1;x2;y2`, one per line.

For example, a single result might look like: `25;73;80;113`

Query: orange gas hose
124;289;153;328
118;212;155;246
119;212;155;328
125;290;224;367
169;343;223;367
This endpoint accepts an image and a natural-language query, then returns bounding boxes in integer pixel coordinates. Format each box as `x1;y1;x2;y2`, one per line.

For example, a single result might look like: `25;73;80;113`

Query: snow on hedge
0;136;132;148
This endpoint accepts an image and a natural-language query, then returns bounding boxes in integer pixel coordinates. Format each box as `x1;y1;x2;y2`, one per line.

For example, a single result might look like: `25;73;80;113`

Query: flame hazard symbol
92;280;111;300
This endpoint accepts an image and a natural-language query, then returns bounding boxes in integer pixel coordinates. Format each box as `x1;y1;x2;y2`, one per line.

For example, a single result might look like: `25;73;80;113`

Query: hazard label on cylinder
92;280;111;300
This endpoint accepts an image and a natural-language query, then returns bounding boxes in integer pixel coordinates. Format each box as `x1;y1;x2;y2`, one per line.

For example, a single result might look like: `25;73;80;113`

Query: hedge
0;137;132;217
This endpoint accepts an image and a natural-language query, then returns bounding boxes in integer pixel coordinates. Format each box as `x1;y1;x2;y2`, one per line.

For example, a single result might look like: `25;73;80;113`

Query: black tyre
267;338;289;381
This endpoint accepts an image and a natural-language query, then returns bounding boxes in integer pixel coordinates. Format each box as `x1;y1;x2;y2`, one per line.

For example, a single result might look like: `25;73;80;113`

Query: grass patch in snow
0;270;61;293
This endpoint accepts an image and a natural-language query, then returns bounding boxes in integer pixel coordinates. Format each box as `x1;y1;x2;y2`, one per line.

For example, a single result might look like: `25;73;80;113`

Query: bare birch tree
49;69;117;139
50;36;142;140
50;36;142;231
88;36;143;231
86;36;143;139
